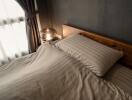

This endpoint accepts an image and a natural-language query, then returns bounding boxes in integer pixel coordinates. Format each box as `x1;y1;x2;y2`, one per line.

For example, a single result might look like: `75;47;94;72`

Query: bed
0;25;132;100
62;24;132;95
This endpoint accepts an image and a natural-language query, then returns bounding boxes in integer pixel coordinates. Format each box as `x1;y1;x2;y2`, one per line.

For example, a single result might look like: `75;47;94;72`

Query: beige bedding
0;43;131;100
105;64;132;96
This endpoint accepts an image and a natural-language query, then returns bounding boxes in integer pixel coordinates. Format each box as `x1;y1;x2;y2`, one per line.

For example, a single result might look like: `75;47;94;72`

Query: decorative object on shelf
40;27;56;41
40;27;62;43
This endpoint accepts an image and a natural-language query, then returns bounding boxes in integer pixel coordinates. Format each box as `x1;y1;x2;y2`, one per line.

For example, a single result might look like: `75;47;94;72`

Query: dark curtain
16;0;41;53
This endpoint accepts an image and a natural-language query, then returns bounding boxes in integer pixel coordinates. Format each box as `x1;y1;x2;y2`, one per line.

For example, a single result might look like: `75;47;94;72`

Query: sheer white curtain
0;0;28;65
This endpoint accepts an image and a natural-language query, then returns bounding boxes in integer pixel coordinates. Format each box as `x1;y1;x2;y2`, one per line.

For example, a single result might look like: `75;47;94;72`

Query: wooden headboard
63;25;132;69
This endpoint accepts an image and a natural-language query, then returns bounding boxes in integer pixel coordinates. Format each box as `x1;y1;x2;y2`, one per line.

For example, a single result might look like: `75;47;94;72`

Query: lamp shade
40;27;57;41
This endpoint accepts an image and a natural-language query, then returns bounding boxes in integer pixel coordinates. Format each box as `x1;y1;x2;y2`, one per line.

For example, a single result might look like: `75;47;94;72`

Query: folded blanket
0;43;131;100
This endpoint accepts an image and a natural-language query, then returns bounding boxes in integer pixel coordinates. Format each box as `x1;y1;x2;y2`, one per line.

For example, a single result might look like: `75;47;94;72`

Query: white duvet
0;43;131;100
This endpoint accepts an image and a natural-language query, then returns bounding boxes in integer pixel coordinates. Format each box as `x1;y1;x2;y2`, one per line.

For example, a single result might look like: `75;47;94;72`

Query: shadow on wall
38;0;132;44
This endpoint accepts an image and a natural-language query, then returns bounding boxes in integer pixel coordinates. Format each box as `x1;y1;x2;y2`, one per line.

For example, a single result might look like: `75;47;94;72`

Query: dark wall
38;0;132;44
37;0;52;28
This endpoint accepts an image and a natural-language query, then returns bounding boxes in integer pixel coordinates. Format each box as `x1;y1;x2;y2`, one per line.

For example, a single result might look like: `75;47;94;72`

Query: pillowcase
55;34;123;76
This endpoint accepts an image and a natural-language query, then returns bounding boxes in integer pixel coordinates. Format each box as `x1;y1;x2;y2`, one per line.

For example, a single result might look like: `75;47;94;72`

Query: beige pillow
55;34;123;76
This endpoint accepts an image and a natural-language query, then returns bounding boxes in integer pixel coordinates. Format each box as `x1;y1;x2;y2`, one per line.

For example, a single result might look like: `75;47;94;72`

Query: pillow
55;34;123;76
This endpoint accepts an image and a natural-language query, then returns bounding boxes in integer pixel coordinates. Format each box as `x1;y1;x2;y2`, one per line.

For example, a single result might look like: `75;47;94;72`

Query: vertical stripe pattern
55;34;123;76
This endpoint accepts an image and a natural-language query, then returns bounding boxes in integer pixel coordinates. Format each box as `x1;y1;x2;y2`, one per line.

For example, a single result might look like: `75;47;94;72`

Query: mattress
105;63;132;96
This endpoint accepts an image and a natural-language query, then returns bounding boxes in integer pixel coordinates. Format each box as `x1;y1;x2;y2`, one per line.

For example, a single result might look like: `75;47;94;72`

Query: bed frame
62;25;132;69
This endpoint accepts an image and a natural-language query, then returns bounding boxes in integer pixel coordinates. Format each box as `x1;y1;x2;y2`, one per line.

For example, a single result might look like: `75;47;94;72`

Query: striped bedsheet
105;64;132;96
0;43;131;100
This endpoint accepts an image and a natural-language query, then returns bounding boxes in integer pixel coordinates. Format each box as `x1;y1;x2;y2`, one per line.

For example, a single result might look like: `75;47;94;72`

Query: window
0;0;28;65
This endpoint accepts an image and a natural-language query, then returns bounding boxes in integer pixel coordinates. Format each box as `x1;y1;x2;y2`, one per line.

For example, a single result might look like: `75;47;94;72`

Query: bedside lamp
40;27;57;42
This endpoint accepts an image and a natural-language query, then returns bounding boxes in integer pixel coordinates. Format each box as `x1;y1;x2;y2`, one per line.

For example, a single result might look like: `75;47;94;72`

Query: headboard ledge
80;32;132;68
63;25;132;69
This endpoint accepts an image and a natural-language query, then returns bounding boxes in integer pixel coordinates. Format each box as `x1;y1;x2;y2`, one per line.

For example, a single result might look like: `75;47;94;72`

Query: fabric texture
105;64;132;96
0;43;131;100
16;0;41;53
55;34;123;76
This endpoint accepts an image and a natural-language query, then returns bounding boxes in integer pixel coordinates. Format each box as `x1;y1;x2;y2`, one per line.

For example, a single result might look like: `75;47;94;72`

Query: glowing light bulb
46;33;53;41
46;28;50;32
